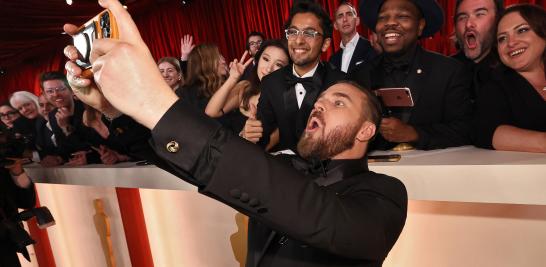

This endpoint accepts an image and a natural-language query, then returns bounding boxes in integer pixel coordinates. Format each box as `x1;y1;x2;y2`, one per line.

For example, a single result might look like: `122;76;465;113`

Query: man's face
297;83;368;160
375;0;425;55
455;0;497;62
287;12;330;70
42;79;73;108
248;35;263;56
334;4;359;36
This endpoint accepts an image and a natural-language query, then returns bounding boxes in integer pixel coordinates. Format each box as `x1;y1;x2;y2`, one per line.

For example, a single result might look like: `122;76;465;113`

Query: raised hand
228;51;253;80
180;34;195;61
82;0;178;129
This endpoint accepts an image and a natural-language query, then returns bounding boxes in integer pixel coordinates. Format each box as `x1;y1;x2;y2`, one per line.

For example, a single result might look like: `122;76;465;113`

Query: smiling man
329;1;376;74
350;0;474;150
243;1;345;153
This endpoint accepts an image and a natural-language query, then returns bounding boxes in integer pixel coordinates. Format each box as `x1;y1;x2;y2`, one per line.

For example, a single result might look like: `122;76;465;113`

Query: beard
297;113;360;160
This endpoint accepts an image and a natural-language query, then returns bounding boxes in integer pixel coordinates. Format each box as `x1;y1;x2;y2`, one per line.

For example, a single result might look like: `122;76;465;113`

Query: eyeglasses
0;111;19;118
285;28;323;40
248;40;262;47
44;86;68;95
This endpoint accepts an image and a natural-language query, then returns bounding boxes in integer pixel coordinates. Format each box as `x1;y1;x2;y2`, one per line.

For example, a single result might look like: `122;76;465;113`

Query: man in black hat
350;0;473;150
452;0;504;98
242;1;345;153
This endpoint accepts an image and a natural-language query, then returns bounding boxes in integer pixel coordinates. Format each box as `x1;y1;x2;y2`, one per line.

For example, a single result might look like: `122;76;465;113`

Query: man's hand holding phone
64;0;178;130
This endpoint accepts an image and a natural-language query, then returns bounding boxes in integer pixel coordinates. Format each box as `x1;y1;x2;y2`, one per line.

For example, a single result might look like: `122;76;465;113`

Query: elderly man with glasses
242;1;345;153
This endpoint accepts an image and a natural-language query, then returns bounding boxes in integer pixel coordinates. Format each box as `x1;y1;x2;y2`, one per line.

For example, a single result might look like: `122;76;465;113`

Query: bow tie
291;156;329;177
286;74;316;90
383;60;410;74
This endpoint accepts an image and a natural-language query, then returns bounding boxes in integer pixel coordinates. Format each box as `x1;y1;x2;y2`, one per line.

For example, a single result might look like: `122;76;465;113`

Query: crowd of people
0;0;545;265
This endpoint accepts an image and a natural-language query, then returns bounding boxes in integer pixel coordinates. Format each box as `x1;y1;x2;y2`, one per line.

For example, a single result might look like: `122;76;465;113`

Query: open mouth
509;48;526;57
305;116;323;132
465;32;477;49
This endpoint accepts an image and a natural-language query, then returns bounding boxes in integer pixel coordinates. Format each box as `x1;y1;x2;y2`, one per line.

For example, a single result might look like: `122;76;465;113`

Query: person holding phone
350;0;474;150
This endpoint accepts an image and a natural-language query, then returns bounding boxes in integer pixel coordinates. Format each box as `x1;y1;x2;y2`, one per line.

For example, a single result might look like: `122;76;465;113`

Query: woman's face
12;99;38;119
158;61;182;89
0;105;20;127
497;12;546;73
217;55;228;76
257;46;289;81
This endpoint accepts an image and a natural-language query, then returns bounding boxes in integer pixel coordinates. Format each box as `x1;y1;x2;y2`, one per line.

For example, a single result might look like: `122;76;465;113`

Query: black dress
474;65;546;148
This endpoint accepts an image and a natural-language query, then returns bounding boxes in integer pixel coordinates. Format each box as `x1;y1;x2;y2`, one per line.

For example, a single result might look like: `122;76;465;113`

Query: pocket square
355;60;364;65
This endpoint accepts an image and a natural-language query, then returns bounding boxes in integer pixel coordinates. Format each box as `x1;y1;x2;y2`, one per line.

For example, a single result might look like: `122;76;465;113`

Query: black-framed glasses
0;111;19;118
44;86;68;95
248;40;262;47
285;28;323;40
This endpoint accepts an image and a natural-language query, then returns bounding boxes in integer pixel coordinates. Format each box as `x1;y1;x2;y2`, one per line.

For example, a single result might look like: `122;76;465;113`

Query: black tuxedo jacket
350;46;473;150
150;101;407;267
257;63;345;151
329;36;376;74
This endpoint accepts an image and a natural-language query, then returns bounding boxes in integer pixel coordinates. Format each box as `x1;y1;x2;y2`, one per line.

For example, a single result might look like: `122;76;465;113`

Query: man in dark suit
329;1;376;74
243;1;345;153
452;0;503;99
64;1;407;265
350;0;473;150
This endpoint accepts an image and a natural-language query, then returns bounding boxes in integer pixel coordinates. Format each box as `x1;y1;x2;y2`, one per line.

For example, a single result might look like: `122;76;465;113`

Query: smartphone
368;154;401;163
72;9;119;77
375;87;414;107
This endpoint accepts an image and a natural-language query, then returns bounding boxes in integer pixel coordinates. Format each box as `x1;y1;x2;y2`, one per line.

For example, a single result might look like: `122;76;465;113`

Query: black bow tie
383;60;410;74
286;74;316;90
291;156;329;177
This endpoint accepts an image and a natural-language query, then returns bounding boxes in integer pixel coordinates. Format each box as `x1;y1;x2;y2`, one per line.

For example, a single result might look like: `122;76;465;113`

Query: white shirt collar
340;33;360;50
292;62;320;78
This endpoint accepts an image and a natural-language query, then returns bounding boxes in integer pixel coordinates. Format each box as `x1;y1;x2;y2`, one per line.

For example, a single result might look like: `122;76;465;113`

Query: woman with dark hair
474;4;546;153
176;43;228;112
157;57;184;92
0;103;20;131
205;39;290;140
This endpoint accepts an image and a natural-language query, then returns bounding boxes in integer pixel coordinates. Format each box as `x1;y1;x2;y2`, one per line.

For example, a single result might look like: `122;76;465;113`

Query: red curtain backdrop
1;0;545;101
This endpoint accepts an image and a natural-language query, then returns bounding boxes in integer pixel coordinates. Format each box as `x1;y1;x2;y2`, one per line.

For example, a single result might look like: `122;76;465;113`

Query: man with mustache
350;0;474;150
452;0;504;97
329;1;376;74
63;1;407;264
242;1;345;153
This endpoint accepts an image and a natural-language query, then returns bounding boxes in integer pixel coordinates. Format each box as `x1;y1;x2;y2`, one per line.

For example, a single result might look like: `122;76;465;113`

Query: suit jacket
350;46;473;150
150;100;408;267
329;36;376;74
34;117;59;158
48;100;102;162
257;63;345;151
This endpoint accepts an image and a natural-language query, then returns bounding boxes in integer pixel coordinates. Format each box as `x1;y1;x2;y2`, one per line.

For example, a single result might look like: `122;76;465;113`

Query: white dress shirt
340;33;360;73
292;63;319;109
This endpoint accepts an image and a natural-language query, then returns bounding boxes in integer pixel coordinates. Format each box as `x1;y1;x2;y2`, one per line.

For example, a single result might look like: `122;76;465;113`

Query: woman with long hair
474;4;546;153
205;39;290;140
177;43;228;111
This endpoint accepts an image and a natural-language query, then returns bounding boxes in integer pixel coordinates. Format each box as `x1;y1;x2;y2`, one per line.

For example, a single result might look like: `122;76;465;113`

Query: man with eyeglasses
240;31;265;81
329;1;376;74
39;71;102;165
243;1;345;153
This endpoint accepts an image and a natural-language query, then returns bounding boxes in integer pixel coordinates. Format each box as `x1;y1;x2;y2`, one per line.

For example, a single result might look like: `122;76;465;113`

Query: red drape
1;0;545;101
